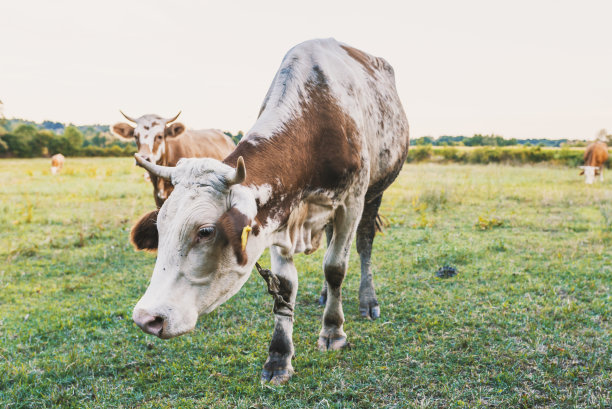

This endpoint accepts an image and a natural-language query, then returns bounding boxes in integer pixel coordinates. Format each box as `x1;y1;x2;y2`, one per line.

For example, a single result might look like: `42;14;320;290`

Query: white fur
250;183;273;206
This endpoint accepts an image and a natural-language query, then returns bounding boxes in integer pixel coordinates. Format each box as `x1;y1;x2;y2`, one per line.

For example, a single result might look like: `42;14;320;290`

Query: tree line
0;120;136;158
411;133;610;148
1;118;609;161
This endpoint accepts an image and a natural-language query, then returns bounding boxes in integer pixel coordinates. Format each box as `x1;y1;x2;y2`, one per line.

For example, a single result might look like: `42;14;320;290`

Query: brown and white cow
50;153;65;175
129;38;409;384
580;141;609;184
111;112;236;207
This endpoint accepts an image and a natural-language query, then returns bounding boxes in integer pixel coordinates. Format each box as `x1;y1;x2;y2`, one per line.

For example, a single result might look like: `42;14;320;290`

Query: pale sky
1;0;610;140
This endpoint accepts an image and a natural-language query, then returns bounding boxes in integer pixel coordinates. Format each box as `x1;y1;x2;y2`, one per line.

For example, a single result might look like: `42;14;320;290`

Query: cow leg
357;194;383;320
318;223;333;306
261;246;298;384
600;166;604;182
318;197;364;351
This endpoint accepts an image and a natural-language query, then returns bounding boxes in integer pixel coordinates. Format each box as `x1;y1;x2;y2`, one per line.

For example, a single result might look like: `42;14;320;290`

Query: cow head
111;111;186;163
579;165;599;184
130;154;264;339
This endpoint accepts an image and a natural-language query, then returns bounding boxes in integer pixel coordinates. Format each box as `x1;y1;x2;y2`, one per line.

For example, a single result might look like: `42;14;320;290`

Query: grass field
1;158;610;408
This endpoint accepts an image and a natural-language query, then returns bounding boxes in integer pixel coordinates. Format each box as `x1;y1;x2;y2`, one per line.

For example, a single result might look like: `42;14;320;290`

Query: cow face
131;156;262;339
579;165;598;184
111;112;185;163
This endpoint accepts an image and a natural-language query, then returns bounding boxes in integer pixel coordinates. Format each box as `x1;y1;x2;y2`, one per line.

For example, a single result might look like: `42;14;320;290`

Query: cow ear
165;123;186;138
217;207;251;265
131;210;159;251
111;123;135;139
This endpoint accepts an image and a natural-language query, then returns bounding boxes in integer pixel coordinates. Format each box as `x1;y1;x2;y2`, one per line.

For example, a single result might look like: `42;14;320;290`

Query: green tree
30;130;54;156
63;125;84;154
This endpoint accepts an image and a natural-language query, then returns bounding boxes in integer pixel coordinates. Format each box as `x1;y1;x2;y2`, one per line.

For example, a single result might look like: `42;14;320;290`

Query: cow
580;141;609;184
129;38;410;384
50;153;65;175
111;112;236;207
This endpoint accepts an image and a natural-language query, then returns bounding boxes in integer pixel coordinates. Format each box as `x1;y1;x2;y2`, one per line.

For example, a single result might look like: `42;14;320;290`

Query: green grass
1;158;610;408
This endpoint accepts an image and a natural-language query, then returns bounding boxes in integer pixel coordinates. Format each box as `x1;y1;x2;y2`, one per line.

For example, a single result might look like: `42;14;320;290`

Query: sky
1;0;611;140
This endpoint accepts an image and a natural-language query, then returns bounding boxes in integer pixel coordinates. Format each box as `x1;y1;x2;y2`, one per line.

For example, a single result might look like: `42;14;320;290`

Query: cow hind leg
261;246;298;385
318;196;364;351
357;194;383;320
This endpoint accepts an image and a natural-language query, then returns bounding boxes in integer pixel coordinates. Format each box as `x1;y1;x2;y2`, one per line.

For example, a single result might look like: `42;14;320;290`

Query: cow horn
227;156;246;185
134;154;174;181
120;110;138;123
165;111;181;124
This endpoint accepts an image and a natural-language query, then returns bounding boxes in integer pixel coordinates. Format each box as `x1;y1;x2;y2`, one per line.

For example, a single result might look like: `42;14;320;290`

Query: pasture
1;158;610;408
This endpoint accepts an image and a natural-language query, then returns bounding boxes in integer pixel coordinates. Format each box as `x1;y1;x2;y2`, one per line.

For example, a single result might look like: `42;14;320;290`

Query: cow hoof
261;367;294;385
318;294;327;306
261;353;293;385
360;304;381;320
317;335;349;351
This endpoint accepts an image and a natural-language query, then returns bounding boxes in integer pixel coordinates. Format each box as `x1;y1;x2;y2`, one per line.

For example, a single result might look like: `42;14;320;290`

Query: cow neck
223;112;360;230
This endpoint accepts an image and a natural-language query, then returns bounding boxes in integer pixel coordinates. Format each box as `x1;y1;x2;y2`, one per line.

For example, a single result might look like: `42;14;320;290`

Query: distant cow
50;154;65;175
111;112;236;207
129;38;409;384
580;141;609;184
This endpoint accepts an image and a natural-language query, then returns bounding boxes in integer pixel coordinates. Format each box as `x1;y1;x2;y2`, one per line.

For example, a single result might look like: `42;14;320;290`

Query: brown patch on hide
224;69;362;229
584;141;609;167
217;207;251;265
152;134;164;158
340;45;376;76
130;210;159;251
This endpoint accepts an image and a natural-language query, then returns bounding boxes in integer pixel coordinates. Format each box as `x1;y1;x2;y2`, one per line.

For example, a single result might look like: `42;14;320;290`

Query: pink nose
133;309;165;337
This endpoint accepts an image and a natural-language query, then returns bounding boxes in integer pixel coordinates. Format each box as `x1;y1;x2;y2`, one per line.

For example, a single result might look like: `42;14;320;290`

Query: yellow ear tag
241;225;252;251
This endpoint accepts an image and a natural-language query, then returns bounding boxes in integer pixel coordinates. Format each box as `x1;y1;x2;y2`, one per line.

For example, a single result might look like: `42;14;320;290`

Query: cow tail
375;213;389;233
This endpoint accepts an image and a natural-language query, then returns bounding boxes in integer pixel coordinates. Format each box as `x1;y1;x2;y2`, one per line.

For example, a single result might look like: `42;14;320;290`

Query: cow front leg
318;199;363;351
318;223;333;306
261;246;298;384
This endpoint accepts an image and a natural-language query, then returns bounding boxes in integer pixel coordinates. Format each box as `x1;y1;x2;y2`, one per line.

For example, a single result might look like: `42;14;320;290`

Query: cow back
164;129;236;166
584;142;609;167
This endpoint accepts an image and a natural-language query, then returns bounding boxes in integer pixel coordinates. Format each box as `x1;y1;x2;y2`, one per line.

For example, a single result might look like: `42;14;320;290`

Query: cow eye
197;226;215;240
157;134;163;140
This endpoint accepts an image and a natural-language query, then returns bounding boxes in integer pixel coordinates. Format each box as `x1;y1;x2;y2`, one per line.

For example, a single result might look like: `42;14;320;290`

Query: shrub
407;145;433;163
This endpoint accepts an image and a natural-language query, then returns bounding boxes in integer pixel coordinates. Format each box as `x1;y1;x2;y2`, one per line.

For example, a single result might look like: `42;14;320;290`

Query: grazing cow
50;154;65;175
130;38;409;384
580;141;609;184
111;112;236;207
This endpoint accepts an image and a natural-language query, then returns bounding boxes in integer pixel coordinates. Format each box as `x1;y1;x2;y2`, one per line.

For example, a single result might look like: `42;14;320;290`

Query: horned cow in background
580;141;609;184
111;112;236;207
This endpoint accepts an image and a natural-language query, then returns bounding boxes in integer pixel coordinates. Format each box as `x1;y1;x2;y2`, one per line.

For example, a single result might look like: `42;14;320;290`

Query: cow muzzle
133;308;166;338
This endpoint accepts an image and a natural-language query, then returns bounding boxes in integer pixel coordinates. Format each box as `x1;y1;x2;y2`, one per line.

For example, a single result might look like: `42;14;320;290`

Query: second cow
112;111;236;207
